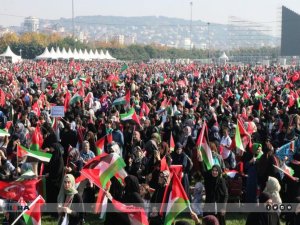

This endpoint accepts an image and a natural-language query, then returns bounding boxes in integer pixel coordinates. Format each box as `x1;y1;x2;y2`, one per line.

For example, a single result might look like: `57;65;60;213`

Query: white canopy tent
35;47;52;60
61;47;69;59
99;50;105;60
67;48;74;58
104;50;116;60
0;46;22;63
219;52;229;61
49;47;58;60
34;47;116;61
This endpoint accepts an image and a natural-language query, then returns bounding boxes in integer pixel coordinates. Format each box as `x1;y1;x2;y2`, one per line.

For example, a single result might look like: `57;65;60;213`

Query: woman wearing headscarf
246;192;280;225
57;174;84;225
13;123;27;147
243;143;263;203
198;151;228;225
150;170;170;225
179;126;195;159
65;148;83;179
171;142;192;199
45;143;64;204
257;138;281;191
263;176;282;204
122;175;144;206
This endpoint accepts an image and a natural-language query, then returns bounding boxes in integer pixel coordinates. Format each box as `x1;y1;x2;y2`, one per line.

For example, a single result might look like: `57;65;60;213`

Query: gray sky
0;0;299;29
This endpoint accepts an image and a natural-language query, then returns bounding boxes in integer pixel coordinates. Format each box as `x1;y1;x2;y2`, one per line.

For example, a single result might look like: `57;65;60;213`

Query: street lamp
19;49;22;58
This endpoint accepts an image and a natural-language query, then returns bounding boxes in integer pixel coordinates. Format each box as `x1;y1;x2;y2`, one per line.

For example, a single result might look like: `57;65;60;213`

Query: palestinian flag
231;119;249;152
30;126;43;152
160;173;190;225
69;93;83;105
95;136;105;155
120;108;141;126
17;145;52;163
274;164;298;182
97;153;126;188
255;90;264;99
0;129;10;137
120;64;128;72
112;90;130;105
170;132;175;152
196;122;214;170
112;199;149;225
22;195;45;225
75;153;109;184
258;101;264;116
95;186;109;221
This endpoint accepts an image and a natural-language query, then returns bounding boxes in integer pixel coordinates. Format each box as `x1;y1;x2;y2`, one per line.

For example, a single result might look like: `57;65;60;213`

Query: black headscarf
122;175;144;206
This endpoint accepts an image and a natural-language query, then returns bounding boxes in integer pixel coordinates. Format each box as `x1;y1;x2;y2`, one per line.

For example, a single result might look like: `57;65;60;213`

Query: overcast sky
0;0;299;29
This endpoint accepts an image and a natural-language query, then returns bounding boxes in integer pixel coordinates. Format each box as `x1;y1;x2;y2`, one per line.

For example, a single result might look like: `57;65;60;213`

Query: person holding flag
57;174;84;225
198;150;228;225
149;170;170;225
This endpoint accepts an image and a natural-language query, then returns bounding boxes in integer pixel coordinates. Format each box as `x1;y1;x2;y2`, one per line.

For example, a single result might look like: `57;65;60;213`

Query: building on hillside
23;16;39;32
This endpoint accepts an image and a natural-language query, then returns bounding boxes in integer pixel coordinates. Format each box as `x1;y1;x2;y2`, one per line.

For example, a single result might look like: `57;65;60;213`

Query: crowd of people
0;59;300;225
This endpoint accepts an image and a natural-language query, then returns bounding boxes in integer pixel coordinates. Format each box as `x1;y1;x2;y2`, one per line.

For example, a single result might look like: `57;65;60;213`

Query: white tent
67;48;74;58
55;47;62;59
35;47;52;60
83;49;90;61
104;50;116;60
0;46;22;63
61;47;69;59
78;49;84;60
99;50;105;59
73;48;80;60
219;52;229;61
94;49;100;59
88;49;95;60
49;47;58;60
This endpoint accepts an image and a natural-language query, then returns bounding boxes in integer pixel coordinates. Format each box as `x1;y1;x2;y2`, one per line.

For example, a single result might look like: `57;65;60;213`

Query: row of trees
0;32;279;61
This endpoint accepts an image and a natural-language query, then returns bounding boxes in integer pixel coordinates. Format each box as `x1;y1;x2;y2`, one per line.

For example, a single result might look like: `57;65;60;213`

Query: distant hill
40;15;279;49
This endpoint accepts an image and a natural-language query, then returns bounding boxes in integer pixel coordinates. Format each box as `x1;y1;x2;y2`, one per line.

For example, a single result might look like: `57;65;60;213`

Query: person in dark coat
104;177;126;225
150;170;170;225
57;174;84;225
257;139;281;191
244;143;263;203
60;122;77;164
246;192;280;225
45;143;64;203
122;175;144;206
171;142;192;199
41;122;58;149
198;151;228;225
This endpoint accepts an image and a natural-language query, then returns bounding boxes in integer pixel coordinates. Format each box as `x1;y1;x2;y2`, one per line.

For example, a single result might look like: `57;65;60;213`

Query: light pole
190;1;193;50
207;22;210;60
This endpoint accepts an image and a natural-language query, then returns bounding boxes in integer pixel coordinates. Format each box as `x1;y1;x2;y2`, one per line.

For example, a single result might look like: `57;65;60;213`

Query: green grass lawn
2;212;285;225
40;213;248;225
